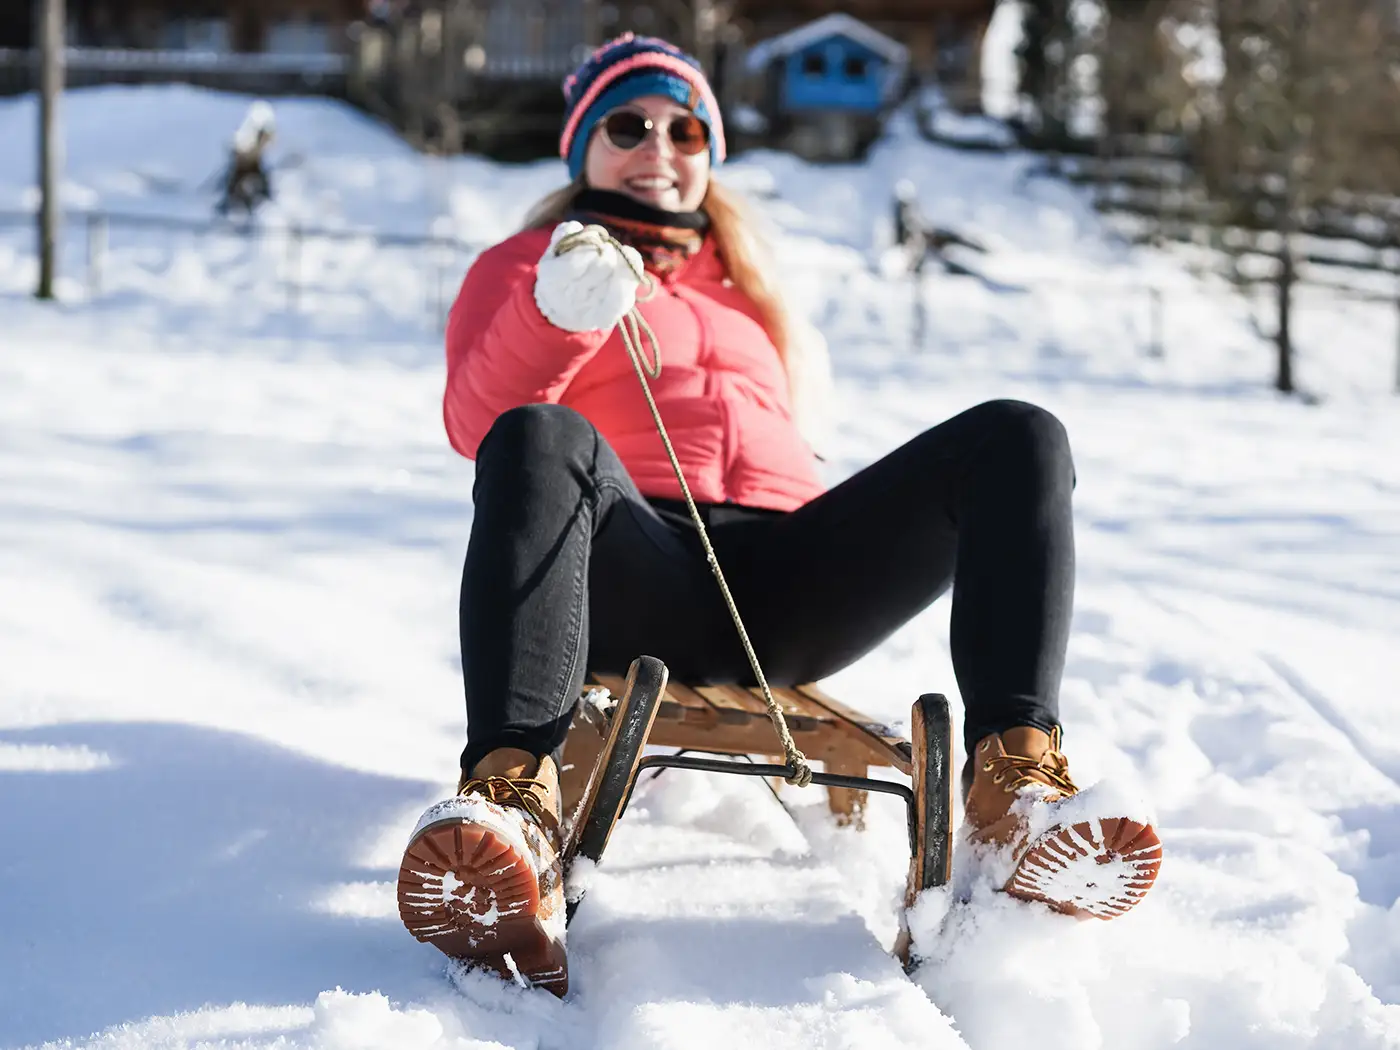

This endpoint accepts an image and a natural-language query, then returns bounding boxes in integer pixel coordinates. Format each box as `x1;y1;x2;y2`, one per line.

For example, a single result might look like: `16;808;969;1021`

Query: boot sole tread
397;819;567;994
1005;816;1162;920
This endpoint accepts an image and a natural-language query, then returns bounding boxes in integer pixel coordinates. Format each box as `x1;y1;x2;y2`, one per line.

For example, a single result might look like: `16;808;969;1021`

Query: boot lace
984;746;1079;797
457;775;549;827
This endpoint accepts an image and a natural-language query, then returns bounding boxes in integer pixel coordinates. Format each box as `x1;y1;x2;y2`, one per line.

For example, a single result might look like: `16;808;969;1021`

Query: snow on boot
397;750;568;995
963;727;1162;920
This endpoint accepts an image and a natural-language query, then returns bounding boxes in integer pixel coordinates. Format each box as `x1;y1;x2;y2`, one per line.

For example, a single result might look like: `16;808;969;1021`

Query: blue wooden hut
742;14;910;159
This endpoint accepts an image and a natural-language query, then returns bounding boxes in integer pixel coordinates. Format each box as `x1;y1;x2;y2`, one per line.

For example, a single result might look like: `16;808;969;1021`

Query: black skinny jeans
459;399;1075;773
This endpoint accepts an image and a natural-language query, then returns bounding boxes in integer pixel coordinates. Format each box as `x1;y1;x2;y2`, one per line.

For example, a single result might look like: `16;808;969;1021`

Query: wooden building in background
0;5;34;49
0;0;364;98
733;0;997;111
0;0;1002;156
736;14;910;159
58;0;363;53
347;0;1001;156
584;0;997;111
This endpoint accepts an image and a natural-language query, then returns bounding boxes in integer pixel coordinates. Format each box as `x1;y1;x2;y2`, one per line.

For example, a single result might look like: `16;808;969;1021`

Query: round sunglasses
599;109;710;156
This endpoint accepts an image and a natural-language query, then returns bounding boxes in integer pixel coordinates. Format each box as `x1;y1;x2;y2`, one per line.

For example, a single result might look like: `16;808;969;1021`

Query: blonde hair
521;177;833;451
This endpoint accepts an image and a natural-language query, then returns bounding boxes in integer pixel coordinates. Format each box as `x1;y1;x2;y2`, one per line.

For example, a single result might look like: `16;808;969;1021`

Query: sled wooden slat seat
560;657;953;968
791;684;915;773
699;683;826;731
560;672;921;830
590;673;715;726
685;683;757;724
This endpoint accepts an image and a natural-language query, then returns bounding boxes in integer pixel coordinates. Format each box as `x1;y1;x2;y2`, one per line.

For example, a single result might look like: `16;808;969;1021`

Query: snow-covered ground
2;86;1399;1050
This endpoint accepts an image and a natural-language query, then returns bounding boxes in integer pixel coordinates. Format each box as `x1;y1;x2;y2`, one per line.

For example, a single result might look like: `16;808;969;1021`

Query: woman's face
583;94;710;212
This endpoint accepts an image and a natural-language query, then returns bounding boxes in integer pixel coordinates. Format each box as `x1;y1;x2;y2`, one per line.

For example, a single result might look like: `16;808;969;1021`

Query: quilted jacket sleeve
443;230;612;458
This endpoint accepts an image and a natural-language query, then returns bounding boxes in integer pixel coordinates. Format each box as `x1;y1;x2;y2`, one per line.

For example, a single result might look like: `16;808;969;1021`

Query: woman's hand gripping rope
549;224;814;788
535;221;648;334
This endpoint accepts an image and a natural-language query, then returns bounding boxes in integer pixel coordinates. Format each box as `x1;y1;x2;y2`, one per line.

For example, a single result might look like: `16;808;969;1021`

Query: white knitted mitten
533;221;645;333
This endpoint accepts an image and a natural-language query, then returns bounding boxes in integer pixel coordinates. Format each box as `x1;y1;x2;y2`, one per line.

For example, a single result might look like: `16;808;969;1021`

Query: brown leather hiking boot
964;727;1162;920
397;748;568;995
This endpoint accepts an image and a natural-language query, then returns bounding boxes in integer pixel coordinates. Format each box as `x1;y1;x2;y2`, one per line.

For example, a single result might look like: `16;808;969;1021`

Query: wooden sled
557;655;953;965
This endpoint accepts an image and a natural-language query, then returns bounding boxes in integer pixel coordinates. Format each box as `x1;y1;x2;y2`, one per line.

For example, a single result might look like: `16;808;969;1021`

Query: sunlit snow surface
2;85;1398;1050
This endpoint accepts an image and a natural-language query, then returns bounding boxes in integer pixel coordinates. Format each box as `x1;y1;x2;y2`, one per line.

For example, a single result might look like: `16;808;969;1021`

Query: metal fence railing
0;208;479;332
6;206;1398;390
0;47;349;98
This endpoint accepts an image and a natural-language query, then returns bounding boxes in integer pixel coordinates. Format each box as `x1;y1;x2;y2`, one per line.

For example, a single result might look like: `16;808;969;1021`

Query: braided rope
553;224;813;788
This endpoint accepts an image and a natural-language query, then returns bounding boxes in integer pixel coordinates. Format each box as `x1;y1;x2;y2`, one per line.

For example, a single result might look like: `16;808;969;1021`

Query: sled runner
558;655;953;965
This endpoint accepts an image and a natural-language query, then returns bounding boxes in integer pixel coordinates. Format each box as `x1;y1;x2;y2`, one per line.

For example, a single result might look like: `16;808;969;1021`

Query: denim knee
964;399;1074;488
476;403;600;472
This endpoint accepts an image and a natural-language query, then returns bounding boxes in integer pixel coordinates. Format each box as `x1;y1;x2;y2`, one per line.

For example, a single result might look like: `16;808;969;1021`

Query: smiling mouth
625;177;676;194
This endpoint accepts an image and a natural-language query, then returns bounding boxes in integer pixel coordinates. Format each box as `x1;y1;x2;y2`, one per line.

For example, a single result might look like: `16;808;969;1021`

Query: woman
396;34;1161;996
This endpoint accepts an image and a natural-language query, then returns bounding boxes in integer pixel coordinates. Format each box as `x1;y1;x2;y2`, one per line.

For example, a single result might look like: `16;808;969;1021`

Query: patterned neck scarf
569;188;708;276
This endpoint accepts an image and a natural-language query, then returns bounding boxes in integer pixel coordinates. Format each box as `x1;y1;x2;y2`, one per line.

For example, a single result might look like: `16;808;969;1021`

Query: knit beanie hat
559;33;726;181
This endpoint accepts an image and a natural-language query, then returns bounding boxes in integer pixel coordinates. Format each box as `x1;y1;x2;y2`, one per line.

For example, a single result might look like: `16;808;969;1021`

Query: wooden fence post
36;0;65;300
287;226;302;312
86;212;107;299
1149;285;1164;358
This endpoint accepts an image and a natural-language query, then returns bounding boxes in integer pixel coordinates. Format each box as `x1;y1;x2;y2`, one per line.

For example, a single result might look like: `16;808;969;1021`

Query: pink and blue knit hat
559;33;727;181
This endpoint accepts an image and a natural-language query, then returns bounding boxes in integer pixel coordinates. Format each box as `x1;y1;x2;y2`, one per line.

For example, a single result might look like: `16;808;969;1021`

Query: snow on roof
744;13;910;75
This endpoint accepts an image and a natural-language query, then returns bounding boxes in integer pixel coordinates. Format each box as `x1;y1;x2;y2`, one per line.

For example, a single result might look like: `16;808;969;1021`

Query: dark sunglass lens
603;111;649;149
669;115;710;155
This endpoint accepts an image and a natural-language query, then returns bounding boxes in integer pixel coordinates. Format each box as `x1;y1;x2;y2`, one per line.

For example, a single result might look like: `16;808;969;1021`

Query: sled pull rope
553;225;813;788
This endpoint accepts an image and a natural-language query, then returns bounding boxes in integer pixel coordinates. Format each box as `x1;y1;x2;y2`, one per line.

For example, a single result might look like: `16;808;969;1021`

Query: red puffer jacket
443;226;825;511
